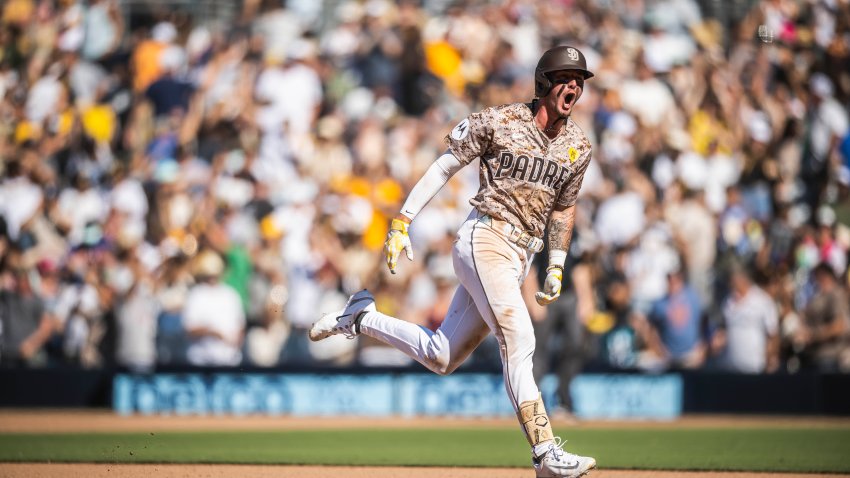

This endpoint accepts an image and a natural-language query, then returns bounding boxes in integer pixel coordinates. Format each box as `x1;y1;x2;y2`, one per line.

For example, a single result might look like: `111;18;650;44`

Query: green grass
1;427;850;473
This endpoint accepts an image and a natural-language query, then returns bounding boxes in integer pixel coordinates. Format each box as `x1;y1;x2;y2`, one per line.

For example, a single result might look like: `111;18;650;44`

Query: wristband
548;249;567;270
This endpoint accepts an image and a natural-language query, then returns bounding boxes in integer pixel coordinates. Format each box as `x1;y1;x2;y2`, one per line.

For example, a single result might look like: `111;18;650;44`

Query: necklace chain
544;117;567;133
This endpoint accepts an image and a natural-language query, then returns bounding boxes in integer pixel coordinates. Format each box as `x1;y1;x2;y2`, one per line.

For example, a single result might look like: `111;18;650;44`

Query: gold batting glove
535;266;563;305
385;218;413;274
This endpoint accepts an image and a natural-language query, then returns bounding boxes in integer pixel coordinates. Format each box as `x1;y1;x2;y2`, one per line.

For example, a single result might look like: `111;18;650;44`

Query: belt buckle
516;233;531;249
518;232;544;253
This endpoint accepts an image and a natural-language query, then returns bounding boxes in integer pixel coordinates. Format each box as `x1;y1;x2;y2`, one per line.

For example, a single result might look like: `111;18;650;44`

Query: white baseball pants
360;210;540;411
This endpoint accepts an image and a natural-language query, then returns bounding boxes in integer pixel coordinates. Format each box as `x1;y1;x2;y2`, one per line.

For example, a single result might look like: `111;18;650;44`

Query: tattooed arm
547;204;577;261
535;204;577;305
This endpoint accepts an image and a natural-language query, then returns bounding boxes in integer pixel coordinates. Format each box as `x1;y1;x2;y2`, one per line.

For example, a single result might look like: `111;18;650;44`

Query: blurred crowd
0;0;849;377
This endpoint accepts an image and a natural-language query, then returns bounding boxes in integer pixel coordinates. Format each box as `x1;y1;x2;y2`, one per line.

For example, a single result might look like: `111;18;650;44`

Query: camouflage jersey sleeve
444;108;497;165
555;149;591;208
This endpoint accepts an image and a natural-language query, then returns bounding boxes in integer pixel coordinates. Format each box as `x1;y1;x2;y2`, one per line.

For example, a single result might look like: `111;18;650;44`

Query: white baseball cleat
309;290;376;341
533;438;596;478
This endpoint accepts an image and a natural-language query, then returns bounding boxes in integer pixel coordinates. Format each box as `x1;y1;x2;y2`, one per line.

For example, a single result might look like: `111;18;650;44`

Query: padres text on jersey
445;103;592;239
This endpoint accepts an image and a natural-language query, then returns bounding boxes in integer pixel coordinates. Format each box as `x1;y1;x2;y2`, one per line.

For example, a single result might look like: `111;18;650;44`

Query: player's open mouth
563;91;576;108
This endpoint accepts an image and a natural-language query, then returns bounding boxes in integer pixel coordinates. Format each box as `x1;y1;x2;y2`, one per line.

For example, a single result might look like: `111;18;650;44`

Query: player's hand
384;218;413;274
535;266;563;305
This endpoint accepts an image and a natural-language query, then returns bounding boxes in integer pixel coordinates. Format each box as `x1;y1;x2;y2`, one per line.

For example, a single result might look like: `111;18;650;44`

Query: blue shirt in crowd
649;286;703;360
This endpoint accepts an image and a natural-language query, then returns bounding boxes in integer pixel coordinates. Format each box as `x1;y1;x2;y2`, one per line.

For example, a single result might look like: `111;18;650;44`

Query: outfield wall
2;367;849;416
112;373;683;419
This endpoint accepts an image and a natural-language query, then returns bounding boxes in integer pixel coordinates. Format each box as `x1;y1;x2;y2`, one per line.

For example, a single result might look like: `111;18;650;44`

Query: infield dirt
3;464;849;478
1;410;849;478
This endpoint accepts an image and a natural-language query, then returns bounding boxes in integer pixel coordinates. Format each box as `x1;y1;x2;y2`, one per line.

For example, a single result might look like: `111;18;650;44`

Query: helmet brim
539;66;594;80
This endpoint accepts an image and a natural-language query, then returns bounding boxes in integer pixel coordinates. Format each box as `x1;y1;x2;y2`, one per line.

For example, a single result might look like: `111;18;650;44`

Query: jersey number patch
451;118;470;140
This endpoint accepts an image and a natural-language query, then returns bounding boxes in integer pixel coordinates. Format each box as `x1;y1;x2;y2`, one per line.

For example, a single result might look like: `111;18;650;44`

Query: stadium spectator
56;246;107;367
793;263;850;372
624;206;680;315
144;46;194;119
663;183;717;306
131;21;177;93
0;247;53;367
244;216;291;366
801;73;849;211
154;254;194;365
112;236;159;372
0;159;43;244
182;249;245;366
80;0;122;62
711;265;780;373
596;271;642;370
642;267;705;369
244;289;291;367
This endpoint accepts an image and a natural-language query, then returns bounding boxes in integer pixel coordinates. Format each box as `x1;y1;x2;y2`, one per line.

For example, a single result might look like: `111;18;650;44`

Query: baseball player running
310;45;596;478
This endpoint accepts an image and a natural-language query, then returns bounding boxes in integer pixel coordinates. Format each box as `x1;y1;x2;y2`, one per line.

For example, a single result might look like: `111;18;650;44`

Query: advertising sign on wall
114;373;682;419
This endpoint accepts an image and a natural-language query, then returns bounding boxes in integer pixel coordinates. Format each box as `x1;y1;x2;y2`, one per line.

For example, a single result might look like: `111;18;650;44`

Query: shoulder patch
451;118;471;140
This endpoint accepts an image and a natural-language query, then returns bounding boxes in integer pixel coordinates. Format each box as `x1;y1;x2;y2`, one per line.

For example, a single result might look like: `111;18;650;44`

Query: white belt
477;214;544;253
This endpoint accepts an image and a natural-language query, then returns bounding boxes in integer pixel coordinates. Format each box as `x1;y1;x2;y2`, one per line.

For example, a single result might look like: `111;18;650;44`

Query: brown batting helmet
535;46;594;97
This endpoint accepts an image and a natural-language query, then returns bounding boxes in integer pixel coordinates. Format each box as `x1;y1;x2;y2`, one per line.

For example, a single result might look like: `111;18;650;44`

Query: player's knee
490;303;534;331
503;329;536;361
433;363;452;376
425;341;452;375
442;358;465;375
429;356;456;376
